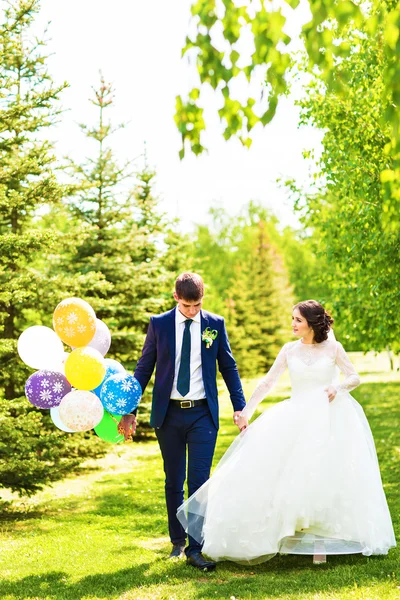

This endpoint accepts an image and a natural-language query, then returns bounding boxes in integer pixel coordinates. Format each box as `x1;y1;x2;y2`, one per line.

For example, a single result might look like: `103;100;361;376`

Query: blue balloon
104;358;126;373
50;405;76;433
92;359;126;398
100;373;141;415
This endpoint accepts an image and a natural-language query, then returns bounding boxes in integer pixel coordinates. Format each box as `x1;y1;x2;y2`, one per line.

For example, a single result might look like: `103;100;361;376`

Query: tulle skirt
177;390;396;564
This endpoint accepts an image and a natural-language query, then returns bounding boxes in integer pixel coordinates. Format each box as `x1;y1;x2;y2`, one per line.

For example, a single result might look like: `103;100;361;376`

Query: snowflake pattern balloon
100;373;142;415
25;370;71;409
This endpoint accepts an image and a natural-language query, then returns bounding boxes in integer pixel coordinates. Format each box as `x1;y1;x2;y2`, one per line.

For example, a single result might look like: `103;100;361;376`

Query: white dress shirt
170;308;206;400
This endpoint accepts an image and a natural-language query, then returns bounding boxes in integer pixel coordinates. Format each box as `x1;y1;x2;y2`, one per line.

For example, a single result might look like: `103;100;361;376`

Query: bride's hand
324;386;337;402
234;412;248;432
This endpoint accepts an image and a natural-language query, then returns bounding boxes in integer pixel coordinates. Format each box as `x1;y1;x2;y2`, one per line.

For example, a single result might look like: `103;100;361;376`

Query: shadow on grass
1;553;397;600
0;565;153;600
1;381;398;599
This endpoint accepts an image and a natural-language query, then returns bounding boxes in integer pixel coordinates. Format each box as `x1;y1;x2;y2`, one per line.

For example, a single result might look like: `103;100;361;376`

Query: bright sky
33;0;323;232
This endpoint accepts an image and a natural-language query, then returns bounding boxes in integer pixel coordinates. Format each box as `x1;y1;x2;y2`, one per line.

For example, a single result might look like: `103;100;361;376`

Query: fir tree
251;221;293;370
0;0;67;399
224;263;262;376
65;75;190;427
66;76;179;360
226;221;293;376
0;0;106;496
193;205;294;377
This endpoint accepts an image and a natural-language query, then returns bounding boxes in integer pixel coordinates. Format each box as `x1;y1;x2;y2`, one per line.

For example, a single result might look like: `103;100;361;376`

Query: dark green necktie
177;319;193;396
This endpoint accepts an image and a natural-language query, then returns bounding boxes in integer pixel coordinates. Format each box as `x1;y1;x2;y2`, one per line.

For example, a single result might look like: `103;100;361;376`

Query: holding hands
324;386;337;402
118;414;137;440
233;411;248;432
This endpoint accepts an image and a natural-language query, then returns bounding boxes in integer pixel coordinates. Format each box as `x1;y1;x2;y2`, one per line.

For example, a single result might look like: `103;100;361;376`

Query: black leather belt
170;399;207;409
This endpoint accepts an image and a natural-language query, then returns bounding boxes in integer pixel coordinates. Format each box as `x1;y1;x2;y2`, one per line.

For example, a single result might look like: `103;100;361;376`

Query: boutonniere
202;327;218;348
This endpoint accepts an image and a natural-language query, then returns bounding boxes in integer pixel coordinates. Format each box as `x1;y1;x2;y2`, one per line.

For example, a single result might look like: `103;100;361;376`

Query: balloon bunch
18;298;142;443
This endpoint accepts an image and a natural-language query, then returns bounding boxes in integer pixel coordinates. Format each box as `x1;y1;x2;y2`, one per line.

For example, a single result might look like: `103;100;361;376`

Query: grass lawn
0;357;399;600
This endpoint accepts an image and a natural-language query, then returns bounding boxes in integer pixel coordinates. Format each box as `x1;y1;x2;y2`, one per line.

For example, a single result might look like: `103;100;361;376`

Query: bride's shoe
313;553;327;564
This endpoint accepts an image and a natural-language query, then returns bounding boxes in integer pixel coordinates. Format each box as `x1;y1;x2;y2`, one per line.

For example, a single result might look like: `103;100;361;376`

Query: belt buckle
180;400;192;409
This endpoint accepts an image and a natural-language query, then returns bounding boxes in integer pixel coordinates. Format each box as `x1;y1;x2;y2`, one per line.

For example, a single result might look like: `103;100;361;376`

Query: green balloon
94;411;124;443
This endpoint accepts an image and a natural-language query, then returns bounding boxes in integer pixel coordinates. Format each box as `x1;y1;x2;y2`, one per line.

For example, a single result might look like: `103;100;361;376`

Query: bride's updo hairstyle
294;300;334;343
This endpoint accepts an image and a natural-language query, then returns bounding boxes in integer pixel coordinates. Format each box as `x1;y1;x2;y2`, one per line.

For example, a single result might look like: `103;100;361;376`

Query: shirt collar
176;308;201;324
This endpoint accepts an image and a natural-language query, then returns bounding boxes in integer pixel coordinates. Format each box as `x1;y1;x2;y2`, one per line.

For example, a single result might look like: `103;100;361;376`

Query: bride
177;300;396;565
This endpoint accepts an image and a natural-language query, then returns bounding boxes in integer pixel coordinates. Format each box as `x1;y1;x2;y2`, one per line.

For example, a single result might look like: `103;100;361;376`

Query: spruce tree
65;76;189;426
66;76;178;359
250;221;293;371
0;0;67;399
224;263;262;376
193;205;294;377
0;0;106;497
226;221;293;377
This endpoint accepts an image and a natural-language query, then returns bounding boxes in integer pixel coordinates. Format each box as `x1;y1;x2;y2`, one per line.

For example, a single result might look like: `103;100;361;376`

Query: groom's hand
118;414;137;441
233;411;248;432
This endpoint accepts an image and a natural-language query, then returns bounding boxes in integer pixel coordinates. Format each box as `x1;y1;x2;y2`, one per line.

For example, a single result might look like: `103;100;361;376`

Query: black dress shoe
186;552;216;571
169;543;186;559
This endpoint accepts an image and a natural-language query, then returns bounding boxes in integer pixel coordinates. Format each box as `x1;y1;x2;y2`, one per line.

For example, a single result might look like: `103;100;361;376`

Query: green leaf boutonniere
202;327;218;348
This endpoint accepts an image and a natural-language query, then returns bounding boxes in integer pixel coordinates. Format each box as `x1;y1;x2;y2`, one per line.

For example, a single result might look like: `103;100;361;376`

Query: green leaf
189;88;200;101
380;169;395;183
285;0;300;8
335;1;363;26
384;21;400;50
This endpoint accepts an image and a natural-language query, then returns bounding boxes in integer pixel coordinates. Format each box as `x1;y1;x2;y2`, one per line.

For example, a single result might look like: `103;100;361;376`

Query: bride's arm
334;341;361;392
240;344;288;422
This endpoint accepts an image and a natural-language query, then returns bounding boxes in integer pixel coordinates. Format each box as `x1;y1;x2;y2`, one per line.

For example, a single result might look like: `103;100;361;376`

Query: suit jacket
134;307;246;429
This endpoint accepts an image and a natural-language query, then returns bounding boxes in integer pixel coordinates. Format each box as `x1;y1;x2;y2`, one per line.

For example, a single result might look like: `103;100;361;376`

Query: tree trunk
386;345;394;371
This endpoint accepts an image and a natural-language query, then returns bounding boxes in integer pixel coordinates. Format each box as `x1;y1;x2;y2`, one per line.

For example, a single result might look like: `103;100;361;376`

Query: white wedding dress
177;339;396;564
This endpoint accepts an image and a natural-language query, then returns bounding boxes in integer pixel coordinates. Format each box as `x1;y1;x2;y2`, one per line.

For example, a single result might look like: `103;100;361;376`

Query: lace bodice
241;339;361;421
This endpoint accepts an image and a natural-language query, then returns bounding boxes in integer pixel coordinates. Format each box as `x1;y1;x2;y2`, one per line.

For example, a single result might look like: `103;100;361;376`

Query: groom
120;272;246;571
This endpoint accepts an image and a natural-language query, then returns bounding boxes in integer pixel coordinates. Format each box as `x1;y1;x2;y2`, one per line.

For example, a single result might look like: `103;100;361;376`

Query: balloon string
109;414;119;425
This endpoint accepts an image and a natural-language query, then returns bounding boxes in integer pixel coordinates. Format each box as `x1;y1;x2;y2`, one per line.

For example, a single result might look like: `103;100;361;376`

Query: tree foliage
177;0;400;226
65;75;191;426
293;7;400;352
0;397;105;496
192;203;295;376
0;0;68;398
0;0;108;496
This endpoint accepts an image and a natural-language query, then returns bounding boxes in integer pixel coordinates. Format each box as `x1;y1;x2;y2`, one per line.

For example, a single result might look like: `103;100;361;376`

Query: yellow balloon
53;297;96;347
65;347;106;391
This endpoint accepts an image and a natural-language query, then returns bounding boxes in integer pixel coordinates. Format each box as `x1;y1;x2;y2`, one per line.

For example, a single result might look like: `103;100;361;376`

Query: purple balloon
25;370;71;409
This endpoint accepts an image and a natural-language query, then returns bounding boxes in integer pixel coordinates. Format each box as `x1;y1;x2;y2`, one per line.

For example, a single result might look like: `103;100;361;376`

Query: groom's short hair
175;272;204;301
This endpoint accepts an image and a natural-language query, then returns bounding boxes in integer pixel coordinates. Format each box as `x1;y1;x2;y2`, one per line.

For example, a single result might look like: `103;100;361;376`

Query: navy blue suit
134;307;246;554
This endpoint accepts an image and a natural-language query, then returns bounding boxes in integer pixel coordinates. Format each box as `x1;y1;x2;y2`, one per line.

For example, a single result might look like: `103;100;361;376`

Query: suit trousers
155;401;218;556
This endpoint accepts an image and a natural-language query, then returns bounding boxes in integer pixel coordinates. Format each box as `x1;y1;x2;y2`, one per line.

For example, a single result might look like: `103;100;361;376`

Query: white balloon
18;326;65;370
87;319;111;357
52;351;70;375
50;405;76;433
59;390;104;432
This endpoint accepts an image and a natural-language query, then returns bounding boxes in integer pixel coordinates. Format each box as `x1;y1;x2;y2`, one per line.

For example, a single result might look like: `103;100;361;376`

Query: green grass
0;362;399;600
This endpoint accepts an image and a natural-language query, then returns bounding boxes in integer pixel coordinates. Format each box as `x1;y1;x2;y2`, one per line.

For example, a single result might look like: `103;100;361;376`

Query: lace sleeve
240;344;288;421
334;342;361;392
